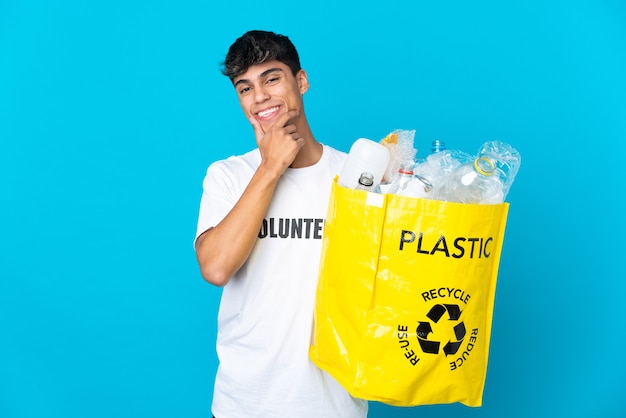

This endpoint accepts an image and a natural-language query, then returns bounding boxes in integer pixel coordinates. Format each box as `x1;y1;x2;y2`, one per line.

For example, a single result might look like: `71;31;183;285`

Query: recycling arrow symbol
416;303;466;356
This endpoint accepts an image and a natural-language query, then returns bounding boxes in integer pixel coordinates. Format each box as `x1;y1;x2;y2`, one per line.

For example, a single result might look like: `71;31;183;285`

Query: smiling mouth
256;106;281;119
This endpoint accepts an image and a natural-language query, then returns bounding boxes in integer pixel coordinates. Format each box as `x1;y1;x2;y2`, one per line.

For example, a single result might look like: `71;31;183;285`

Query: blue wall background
1;0;625;417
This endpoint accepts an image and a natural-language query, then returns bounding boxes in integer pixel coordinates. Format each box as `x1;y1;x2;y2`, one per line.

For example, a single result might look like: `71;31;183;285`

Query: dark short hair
221;30;302;82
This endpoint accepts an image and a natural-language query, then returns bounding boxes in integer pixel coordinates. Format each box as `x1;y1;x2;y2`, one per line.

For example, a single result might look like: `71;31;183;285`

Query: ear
297;69;309;94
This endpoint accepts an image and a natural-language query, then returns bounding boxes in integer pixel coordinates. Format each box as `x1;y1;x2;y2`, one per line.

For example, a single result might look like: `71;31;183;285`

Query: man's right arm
195;164;280;286
195;110;303;287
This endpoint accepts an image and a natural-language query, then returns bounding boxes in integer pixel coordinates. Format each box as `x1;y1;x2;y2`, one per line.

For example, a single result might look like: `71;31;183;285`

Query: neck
290;122;322;168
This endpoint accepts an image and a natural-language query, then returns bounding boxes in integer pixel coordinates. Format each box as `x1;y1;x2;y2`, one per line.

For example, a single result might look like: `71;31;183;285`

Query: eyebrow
233;67;284;87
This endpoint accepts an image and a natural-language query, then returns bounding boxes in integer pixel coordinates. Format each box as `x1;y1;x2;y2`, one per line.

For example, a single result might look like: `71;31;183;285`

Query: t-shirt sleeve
194;162;238;248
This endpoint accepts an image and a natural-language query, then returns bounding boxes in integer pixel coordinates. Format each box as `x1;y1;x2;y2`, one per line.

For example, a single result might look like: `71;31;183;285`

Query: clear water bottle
436;156;504;204
387;163;432;198
355;172;374;191
414;142;471;198
477;140;521;200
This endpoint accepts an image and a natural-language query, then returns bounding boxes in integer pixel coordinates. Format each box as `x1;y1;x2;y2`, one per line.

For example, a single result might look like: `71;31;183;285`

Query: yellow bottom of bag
310;179;509;407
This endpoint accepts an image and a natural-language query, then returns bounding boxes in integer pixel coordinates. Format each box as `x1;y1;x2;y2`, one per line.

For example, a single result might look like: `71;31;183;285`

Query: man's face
233;60;308;133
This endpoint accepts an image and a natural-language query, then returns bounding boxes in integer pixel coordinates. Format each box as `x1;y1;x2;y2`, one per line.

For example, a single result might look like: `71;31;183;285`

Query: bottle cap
358;172;374;187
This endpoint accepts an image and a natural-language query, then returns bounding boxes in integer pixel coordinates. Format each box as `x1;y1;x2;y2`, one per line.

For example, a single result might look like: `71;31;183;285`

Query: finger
284;124;297;134
271;109;300;131
293;135;305;147
249;116;265;145
251;109;300;145
282;109;300;127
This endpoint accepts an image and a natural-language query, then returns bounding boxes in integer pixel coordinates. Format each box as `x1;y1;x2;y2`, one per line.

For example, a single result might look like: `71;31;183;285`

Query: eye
238;86;251;95
266;76;280;85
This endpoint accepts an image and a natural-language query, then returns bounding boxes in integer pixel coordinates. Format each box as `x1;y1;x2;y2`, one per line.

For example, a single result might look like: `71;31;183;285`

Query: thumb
249;116;265;145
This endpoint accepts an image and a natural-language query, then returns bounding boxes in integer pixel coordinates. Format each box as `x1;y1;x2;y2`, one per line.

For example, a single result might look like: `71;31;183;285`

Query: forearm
195;164;280;287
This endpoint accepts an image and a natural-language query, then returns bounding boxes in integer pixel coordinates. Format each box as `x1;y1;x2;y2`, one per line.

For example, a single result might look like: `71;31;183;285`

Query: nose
254;85;270;103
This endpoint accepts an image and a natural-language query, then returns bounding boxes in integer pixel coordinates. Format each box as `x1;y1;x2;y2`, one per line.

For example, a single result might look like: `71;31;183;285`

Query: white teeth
258;106;279;118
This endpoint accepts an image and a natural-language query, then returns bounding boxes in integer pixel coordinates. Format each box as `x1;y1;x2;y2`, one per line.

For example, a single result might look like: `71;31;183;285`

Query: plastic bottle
338;138;390;190
477;140;521;200
386;162;432;198
436;156;504;204
355;172;374;191
413;141;469;198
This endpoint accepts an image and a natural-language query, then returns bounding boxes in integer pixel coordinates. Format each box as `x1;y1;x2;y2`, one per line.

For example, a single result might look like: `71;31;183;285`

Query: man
194;30;368;418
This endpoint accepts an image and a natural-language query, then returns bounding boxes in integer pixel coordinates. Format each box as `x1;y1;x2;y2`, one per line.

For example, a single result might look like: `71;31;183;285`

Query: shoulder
205;149;261;178
321;144;348;168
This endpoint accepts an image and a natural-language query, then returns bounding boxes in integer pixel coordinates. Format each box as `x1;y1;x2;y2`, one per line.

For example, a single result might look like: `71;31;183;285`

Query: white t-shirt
195;144;368;418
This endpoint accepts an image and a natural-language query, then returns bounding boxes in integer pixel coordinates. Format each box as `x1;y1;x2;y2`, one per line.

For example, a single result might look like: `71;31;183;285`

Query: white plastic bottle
338;138;390;190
